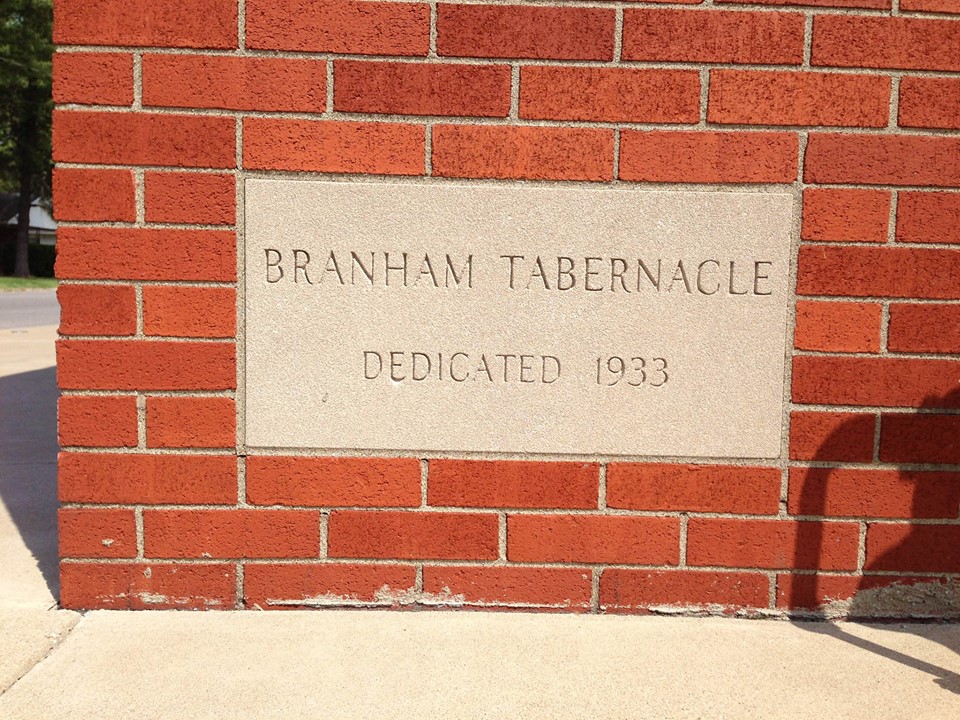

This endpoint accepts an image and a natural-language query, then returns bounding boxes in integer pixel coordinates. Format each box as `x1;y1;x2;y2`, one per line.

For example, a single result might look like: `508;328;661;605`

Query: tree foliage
0;0;53;276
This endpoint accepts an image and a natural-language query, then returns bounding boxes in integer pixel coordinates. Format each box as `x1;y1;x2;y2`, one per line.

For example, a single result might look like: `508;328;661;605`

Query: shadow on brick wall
789;387;960;694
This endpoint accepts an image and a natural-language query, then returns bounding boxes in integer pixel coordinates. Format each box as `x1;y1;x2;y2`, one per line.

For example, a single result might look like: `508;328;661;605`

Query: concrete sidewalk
0;290;958;719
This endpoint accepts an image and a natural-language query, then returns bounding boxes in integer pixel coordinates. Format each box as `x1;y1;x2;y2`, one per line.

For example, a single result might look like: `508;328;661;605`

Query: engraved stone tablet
244;180;793;458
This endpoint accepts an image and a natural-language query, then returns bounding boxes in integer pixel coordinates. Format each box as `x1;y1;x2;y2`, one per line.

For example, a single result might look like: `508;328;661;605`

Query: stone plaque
244;180;793;457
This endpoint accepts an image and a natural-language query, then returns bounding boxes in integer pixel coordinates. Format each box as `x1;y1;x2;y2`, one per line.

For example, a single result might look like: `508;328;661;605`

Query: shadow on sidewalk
789;387;960;694
0;365;59;600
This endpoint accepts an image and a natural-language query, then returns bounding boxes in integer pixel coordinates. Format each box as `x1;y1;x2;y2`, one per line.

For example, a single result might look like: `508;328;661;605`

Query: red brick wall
53;0;960;615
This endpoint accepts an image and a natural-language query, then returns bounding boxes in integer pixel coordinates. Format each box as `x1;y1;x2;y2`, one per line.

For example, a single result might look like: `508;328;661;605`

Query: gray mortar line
591;569;601;612
613;8;623;64
420;459;429;507
498;513;508;561
236;562;244;608
509;64;520;119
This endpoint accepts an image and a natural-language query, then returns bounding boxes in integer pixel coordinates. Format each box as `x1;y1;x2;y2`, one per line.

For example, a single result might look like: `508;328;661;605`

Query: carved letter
293;249;312;284
446;255;473;288
667;260;692;293
637;258;661;291
696;259;720;295
322;251;344;285
500;255;524;289
415;254;439;287
557;257;576;291
542;356;561;384
754;261;773;296
520;354;535;382
363;351;383;379
450;352;470;382
728;260;748;295
584;257;603;291
389;351;405;381
265;249;283;283
412;352;431;380
527;256;551;290
351;252;375;285
385;252;408;287
610;258;630;292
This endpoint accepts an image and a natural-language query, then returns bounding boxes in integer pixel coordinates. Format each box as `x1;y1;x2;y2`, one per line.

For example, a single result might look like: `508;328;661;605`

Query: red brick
144;172;235;226
880;414;960;464
56;228;235;282
145;510;320;559
53;169;136;223
792;356;960;408
520;67;699;124
246;0;428;56
60;563;236;610
335;61;509;118
801;189;890;243
797;246;960;299
619;131;798;184
606;463;780;515
59;453;236;504
437;4;614;61
59;509;137;559
687;518;859;570
423;566;593;609
789;411;876;462
719;0;889;7
789;467;960;519
508;515;680;565
52;53;133;106
143;56;326;112
146;397;235;449
805;134;960;187
54;0;237;49
53;111;235;168
246;457;421;507
899;77;960;130
329;511;498;561
244;563;417;608
889;304;960;354
709;70;889;127
57;340;235;391
243;119;424;175
601;569;770;612
901;0;960;11
58;395;138;448
623;9;804;64
142;286;236;339
775;574;861;610
57;285;136;336
866;524;960;572
812;16;960;72
433;125;613;182
896;192;960;244
794;300;882;353
428;460;598;510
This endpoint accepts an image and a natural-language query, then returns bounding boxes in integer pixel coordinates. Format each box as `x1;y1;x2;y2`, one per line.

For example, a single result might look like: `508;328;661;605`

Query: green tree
0;0;52;278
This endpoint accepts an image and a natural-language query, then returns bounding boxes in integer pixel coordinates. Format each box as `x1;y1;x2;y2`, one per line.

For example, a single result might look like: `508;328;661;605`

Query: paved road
0;290;59;330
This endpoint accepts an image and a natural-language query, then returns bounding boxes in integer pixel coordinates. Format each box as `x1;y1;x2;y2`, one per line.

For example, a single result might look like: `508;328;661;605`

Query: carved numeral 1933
595;356;668;387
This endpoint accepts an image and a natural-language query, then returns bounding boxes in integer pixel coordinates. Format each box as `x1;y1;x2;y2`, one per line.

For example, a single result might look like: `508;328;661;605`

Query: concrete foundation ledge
0;611;957;719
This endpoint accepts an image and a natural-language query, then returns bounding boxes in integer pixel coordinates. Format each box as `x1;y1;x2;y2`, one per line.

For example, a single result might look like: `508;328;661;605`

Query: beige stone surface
0;319;79;695
245;181;794;457
1;611;958;719
0;609;78;694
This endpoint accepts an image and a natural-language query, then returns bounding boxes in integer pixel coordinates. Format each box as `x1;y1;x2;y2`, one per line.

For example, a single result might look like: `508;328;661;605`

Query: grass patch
0;276;58;291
